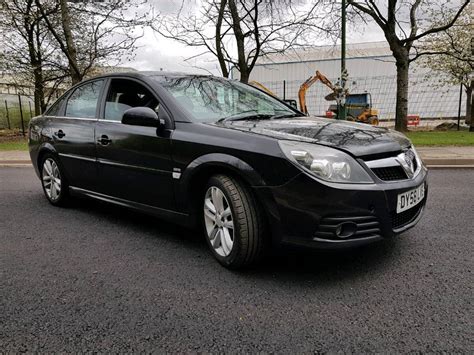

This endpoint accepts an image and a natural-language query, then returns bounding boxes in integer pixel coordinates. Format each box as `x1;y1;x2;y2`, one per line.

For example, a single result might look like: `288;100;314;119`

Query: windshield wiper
217;112;274;123
271;113;304;119
217;111;303;123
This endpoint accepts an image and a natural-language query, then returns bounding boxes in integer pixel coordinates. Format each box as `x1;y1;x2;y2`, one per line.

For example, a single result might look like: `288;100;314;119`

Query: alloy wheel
42;158;61;201
203;186;234;257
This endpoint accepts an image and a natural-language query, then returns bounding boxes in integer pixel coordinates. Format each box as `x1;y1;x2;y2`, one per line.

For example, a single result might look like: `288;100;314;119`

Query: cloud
125;27;220;74
121;0;387;75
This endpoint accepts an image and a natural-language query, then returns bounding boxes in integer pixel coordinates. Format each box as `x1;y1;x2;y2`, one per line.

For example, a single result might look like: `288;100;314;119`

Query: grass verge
0;139;28;151
405;131;474;146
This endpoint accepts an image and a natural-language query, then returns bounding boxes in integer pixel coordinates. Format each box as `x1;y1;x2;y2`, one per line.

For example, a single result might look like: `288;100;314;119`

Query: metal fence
0;74;466;131
0;94;35;135
261;74;465;120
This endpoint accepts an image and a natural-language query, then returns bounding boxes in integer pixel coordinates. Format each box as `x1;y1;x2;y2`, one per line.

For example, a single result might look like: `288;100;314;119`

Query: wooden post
18;94;25;136
29;100;33;120
457;82;462;131
5;100;11;130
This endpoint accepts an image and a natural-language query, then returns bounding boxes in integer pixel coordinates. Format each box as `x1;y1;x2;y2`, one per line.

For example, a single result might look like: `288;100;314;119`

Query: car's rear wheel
203;175;266;269
40;154;69;206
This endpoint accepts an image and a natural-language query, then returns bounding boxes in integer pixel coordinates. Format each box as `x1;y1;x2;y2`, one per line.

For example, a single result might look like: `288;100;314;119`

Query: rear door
51;79;104;190
95;78;176;211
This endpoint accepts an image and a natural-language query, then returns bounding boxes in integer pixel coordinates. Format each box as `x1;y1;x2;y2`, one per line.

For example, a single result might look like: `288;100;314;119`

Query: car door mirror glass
121;107;161;127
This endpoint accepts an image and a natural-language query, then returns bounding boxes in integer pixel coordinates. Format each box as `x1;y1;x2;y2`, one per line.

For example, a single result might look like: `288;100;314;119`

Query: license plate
397;184;425;213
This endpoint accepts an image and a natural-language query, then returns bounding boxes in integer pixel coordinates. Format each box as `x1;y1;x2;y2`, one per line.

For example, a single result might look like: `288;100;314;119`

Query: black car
29;72;428;269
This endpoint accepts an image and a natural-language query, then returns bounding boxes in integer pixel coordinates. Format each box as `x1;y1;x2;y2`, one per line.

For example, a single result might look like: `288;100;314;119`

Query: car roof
86;71;217;81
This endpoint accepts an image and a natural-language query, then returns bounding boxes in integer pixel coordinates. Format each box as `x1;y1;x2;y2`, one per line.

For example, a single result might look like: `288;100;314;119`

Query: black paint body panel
28;71;428;249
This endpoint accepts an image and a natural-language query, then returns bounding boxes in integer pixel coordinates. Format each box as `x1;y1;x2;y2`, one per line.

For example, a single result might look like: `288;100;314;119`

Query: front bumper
256;166;428;249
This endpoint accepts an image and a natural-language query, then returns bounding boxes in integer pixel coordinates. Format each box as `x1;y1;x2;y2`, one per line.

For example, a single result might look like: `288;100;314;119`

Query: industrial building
231;42;463;120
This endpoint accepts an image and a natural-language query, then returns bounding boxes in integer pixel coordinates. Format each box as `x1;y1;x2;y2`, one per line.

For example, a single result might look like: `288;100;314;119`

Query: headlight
410;145;424;168
278;140;374;183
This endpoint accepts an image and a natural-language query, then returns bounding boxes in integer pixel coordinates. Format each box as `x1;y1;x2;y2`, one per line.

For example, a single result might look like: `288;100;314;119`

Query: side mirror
121;107;160;127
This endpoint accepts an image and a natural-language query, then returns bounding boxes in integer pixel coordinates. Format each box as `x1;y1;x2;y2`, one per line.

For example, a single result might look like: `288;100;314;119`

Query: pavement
1;167;473;352
1;147;473;168
416;146;474;167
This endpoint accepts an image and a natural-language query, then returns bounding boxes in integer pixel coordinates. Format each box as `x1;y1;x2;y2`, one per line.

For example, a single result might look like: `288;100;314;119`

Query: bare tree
155;0;335;83
35;0;152;85
347;0;470;132
0;0;63;114
1;0;153;115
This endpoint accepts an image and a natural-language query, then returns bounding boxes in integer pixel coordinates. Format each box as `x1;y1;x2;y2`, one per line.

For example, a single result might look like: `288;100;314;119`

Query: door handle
54;130;66;138
97;135;112;146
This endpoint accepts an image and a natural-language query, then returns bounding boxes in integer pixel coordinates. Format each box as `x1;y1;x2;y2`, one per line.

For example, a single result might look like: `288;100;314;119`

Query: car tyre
40;153;70;206
203;174;266;269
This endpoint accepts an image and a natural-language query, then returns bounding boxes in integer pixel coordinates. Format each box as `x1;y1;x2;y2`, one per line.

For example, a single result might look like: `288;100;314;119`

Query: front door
95;78;176;211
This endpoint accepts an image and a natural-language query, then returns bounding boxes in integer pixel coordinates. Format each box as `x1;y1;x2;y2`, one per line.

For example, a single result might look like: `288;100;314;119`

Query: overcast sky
124;0;386;75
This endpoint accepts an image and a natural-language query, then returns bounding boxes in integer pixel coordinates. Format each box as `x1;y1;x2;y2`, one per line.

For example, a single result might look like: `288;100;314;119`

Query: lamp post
339;0;348;120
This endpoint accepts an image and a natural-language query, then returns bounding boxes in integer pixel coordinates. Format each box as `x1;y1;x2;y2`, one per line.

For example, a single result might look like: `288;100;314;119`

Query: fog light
335;222;357;239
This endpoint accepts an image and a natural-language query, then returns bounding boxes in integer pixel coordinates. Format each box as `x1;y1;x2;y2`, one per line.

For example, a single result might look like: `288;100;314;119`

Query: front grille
391;199;425;229
315;215;381;241
372;166;407;181
365;147;419;182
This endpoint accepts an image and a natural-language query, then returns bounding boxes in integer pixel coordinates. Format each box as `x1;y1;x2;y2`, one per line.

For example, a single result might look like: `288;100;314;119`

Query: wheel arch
177;153;277;228
35;143;58;176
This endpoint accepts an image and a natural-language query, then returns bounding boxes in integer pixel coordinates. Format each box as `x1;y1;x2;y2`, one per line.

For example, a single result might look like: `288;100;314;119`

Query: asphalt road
1;167;473;352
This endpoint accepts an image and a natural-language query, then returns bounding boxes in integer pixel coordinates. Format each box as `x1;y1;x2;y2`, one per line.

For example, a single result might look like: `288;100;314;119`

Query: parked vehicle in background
29;72;428;269
327;93;379;125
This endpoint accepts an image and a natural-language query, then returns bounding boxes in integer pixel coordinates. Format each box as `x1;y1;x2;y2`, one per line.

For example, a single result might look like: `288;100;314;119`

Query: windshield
154;75;297;122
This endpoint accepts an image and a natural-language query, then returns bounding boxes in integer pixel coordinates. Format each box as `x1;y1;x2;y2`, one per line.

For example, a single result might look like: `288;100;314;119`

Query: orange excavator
298;70;379;125
298;71;341;115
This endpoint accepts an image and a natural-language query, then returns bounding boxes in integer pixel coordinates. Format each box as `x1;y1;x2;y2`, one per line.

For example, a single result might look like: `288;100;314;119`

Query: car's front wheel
203;175;266;269
40;154;69;206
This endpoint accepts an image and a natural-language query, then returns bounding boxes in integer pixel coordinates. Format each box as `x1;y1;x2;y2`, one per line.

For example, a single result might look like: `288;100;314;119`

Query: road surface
1;167;472;352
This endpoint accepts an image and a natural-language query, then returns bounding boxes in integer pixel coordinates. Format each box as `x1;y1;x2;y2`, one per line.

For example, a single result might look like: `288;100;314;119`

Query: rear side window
45;96;66;116
104;79;159;121
65;80;103;118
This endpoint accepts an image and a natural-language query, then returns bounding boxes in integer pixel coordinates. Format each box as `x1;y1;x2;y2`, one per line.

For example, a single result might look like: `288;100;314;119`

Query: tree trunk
26;25;43;115
395;60;410;132
34;21;45;114
228;0;249;83
239;70;250;84
465;81;472;125
215;0;229;78
33;67;45;116
59;0;81;84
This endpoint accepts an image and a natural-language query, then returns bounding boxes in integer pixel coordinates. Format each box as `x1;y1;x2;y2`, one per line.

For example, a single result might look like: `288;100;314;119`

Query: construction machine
298;71;341;115
298;70;379;125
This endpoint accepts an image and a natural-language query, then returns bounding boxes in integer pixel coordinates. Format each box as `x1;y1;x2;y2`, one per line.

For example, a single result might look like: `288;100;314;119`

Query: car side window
45;96;67;116
104;79;159;121
65;80;104;118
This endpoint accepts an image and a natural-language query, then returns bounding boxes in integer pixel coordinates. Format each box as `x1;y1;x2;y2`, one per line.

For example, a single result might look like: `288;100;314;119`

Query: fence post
5;100;11;130
457;83;463;131
18;94;25;136
29;101;33;119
